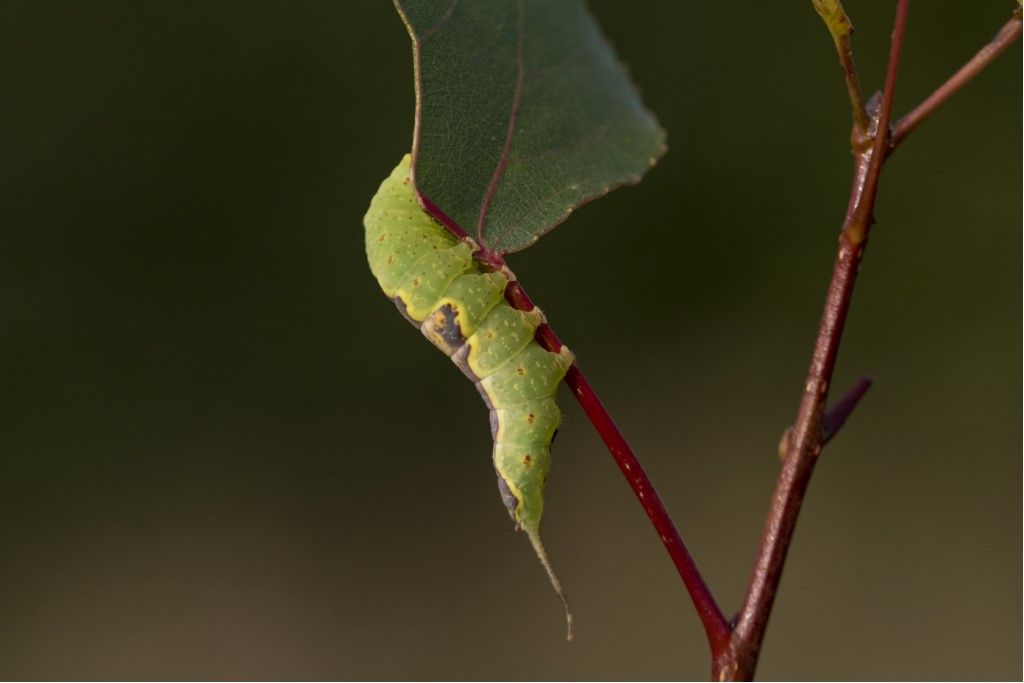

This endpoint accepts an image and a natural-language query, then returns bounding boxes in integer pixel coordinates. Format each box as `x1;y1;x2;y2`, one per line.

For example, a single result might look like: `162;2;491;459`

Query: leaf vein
475;0;526;246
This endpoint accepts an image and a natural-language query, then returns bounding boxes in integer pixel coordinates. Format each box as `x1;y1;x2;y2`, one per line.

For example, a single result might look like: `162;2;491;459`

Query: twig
503;279;732;655
890;8;1022;150
713;2;910;679
813;0;870;133
847;0;907;242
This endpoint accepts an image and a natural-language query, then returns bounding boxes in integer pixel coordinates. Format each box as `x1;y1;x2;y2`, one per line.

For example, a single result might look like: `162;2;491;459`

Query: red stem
415;179;731;653
505;280;732;655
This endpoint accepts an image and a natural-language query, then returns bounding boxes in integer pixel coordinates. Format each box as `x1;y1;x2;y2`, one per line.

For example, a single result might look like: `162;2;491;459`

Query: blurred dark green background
2;2;1020;679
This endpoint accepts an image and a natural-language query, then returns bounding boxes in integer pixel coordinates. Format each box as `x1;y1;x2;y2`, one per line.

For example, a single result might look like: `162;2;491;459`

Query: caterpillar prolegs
363;155;575;638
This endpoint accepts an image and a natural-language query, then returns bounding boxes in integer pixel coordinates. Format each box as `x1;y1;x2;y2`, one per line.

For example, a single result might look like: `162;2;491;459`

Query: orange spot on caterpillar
526;413;536;424
516;367;525;376
522;454;533;467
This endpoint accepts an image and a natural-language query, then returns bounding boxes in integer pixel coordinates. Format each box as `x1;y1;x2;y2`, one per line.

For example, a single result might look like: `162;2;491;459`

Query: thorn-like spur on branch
776;375;872;460
890;7;1022;151
812;0;869;133
502;279;732;656
821;375;873;444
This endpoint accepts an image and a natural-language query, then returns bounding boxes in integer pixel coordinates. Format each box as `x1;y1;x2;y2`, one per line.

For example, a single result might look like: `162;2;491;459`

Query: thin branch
813;0;870;132
847;0;907;243
713;0;1018;677
713;2;910;679
890;8;1022;151
503;279;732;655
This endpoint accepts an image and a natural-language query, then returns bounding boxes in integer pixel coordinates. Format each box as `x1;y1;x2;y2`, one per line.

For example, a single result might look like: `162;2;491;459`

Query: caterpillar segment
364;155;575;639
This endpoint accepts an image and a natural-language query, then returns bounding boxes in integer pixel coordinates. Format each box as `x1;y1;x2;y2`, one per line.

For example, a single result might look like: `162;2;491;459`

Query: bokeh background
2;1;1020;679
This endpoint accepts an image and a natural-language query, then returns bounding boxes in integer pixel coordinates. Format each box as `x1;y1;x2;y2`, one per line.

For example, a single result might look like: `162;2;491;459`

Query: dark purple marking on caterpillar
496;474;518;512
421;303;465;352
450;343;478;381
392;295;417;325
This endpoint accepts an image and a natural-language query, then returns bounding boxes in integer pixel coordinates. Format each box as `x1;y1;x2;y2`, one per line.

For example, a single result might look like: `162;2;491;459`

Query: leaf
395;0;666;255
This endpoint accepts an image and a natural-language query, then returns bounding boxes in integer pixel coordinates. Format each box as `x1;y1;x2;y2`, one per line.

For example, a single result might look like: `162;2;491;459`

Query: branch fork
492;2;1019;678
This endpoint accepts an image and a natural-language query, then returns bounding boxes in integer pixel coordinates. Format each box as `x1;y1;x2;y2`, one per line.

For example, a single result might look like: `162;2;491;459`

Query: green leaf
395;0;666;255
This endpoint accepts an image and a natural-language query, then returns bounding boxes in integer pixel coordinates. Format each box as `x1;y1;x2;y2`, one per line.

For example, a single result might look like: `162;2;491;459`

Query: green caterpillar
364;155;575;638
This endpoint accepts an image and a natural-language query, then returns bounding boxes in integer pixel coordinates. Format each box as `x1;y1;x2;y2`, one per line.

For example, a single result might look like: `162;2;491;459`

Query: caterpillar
363;155;575;638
